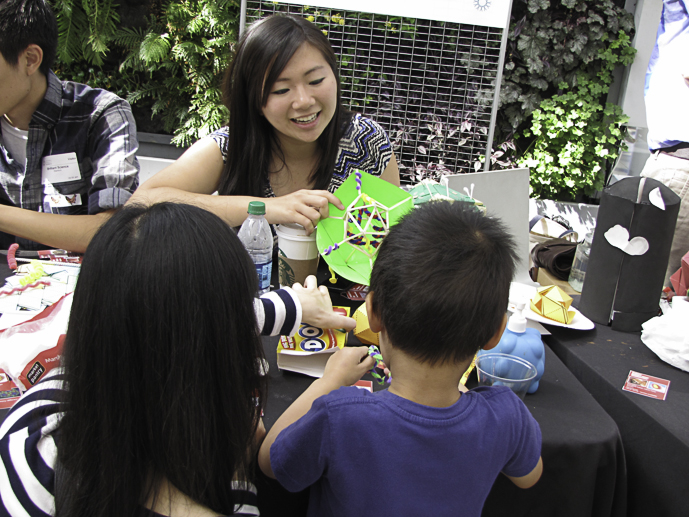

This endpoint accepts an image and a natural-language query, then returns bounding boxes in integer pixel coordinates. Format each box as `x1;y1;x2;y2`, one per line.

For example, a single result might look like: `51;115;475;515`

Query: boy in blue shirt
259;201;543;516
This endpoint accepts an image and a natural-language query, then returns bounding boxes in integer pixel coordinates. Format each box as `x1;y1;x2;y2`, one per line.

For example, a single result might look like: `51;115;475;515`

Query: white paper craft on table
509;282;594;330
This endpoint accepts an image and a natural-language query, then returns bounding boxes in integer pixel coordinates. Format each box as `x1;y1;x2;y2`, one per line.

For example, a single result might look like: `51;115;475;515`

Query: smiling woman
128;14;400;233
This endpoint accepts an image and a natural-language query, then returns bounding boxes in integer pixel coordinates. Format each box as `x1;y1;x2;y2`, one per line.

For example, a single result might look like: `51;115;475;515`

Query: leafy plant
50;0;120;66
518;30;636;200
47;0;637;202
496;0;635;142
113;0;239;146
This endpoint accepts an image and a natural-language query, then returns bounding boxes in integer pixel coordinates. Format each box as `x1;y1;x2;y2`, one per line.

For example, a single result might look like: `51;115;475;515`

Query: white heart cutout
649;187;666;211
604;224;649;256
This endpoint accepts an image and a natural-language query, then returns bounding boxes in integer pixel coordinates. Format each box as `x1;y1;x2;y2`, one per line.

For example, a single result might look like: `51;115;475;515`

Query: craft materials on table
353;303;378;345
622;370;670;401
0;260;80;328
3;244;83;269
530;285;575;325
317;170;413;285
0;292;74;393
367;345;391;385
407;179;486;212
509;282;594;330
459;355;476;387
276;308;350;378
0;369;21;409
669;250;689;297
341;283;368;301
352;380;373;392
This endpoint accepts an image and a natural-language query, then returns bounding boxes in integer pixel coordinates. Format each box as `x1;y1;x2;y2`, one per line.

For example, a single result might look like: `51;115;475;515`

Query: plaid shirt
0;71;139;249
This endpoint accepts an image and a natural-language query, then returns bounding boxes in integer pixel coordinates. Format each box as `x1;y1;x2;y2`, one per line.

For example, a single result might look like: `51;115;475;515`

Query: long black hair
216;14;353;197
56;203;266;517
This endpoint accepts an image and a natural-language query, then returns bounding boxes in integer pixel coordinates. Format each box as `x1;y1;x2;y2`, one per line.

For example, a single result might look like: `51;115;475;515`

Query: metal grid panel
245;2;503;183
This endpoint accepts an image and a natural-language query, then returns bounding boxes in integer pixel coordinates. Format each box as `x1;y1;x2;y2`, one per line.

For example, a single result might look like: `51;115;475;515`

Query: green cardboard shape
408;179;486;213
316;171;413;285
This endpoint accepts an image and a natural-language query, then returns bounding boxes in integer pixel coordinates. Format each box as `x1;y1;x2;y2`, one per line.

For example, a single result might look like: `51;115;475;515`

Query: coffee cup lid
276;223;312;237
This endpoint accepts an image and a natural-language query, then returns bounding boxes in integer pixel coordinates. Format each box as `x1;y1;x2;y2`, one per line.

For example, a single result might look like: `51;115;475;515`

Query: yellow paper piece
460;354;477;387
531;285;575;324
353;303;379;346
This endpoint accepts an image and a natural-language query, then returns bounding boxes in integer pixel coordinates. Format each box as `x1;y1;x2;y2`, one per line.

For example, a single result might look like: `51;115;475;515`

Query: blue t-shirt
270;385;542;517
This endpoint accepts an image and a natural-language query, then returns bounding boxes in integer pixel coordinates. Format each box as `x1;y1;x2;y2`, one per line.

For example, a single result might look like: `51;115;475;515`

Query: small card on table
622;370;670;400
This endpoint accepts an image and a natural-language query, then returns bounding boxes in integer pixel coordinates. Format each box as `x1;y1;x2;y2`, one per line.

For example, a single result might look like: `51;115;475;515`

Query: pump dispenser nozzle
507;300;528;334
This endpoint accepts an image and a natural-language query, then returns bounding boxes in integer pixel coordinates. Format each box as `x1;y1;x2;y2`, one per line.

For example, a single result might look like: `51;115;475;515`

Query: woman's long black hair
216;14;353;197
56;203;266;517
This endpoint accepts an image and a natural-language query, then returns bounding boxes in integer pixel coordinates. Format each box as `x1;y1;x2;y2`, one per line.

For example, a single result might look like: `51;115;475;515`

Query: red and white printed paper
352;380;373;392
622;370;670;400
0;369;21;409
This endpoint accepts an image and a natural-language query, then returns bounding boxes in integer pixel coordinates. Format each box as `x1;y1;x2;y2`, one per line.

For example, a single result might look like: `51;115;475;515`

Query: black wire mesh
246;2;503;184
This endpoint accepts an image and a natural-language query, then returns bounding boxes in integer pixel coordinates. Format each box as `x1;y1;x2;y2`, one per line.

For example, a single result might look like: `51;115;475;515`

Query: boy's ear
365;292;383;333
22;44;44;76
482;313;508;351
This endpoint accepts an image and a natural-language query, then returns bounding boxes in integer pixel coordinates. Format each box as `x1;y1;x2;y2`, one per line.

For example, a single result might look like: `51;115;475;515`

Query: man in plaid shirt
0;0;139;252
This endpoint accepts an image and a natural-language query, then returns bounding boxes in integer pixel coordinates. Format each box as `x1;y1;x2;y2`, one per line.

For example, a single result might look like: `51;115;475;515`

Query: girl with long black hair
0;202;352;516
130;15;400;234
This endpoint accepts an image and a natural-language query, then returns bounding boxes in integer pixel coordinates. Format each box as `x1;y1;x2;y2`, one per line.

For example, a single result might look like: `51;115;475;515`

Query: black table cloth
261;331;627;517
545;323;689;517
0;256;627;517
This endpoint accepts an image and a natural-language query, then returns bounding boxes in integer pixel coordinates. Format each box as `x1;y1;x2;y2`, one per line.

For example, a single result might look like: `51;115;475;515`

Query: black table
261;329;627;517
545;323;689;517
0;257;627;517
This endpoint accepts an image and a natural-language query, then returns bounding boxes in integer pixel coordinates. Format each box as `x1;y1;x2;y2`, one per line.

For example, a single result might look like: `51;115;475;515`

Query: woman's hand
292;275;357;331
265;190;344;233
322;346;376;388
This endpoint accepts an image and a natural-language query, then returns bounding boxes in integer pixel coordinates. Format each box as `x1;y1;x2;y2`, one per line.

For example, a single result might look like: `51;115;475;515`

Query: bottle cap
507;300;527;333
247;201;266;215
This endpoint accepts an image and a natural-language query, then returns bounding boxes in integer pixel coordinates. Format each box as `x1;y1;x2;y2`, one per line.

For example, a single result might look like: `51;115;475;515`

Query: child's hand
292;275;357;331
322;346;376;388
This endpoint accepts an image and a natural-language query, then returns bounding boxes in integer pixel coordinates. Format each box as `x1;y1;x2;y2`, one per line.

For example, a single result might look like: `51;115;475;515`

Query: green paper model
316;171;413;285
409;179;486;213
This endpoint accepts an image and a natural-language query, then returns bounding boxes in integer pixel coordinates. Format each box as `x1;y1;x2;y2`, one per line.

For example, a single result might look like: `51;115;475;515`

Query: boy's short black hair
369;201;518;365
0;0;57;75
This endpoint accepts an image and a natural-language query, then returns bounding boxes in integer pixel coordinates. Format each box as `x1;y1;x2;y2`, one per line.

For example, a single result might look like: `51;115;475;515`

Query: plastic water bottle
568;230;594;293
238;201;273;295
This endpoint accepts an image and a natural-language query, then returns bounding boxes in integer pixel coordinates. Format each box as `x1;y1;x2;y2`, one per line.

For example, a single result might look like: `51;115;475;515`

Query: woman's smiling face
262;43;337;149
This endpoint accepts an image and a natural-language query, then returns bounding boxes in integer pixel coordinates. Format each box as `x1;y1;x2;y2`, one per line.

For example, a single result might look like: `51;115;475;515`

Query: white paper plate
509;282;595;330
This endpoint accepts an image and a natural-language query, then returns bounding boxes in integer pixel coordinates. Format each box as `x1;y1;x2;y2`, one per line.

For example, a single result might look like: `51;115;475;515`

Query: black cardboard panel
579;177;680;330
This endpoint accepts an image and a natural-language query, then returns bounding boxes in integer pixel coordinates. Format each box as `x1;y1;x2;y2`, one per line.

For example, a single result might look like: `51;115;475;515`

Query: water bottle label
255;261;272;290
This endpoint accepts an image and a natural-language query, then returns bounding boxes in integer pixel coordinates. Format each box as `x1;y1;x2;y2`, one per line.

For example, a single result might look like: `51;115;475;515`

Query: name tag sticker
47;193;82;208
42;153;81;184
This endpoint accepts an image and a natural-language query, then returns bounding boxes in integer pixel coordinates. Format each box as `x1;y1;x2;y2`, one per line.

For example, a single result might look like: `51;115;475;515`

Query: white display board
278;0;511;28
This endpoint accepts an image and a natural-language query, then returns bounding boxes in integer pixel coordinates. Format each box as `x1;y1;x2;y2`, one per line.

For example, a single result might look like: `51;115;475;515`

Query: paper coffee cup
276;224;320;287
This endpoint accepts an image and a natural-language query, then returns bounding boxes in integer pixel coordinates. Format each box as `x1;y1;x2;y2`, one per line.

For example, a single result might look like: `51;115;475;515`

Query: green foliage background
50;0;238;146
497;0;636;201
48;0;637;200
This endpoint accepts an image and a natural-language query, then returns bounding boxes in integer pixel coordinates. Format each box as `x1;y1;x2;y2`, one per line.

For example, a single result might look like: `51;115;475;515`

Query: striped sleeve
231;481;260;516
0;369;64;517
255;288;301;337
